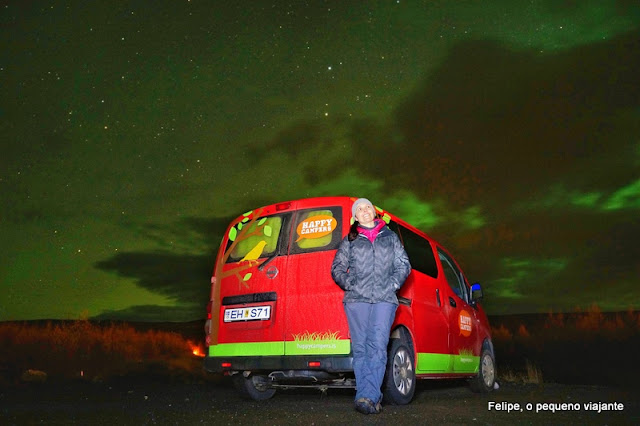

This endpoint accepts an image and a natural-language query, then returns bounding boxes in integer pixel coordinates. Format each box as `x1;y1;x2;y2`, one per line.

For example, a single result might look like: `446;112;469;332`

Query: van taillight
206;301;212;320
276;202;291;211
221;362;232;368
308;361;321;368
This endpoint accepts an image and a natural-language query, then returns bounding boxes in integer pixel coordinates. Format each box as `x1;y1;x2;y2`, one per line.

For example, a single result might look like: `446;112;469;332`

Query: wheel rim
251;375;270;392
481;353;495;388
392;347;414;396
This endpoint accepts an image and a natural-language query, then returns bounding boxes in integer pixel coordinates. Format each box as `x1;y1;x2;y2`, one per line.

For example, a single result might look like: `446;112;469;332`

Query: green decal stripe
416;353;451;373
285;339;351;355
416;353;479;374
209;341;284;357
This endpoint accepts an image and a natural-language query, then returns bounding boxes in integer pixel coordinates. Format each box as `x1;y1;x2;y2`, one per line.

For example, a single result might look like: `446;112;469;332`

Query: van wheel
383;339;416;405
470;348;496;393
233;373;276;401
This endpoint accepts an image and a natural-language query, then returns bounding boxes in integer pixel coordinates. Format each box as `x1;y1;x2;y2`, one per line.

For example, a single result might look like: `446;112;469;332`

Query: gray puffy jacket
331;225;411;305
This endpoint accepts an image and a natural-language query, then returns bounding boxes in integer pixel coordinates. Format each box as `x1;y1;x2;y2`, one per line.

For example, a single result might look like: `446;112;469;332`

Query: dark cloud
251;29;640;314
257;29;639;211
388;30;640;207
93;216;234;321
95;252;210;304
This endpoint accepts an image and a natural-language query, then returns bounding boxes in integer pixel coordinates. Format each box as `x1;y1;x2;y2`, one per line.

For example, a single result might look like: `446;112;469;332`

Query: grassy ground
1;305;638;387
489;305;640;387
0;318;208;386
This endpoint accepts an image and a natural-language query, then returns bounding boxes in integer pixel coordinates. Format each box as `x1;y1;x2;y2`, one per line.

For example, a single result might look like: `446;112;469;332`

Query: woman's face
354;203;375;227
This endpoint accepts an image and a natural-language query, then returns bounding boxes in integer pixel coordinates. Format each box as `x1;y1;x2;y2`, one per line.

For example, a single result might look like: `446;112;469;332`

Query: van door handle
449;297;457;308
257;254;278;271
436;289;441;307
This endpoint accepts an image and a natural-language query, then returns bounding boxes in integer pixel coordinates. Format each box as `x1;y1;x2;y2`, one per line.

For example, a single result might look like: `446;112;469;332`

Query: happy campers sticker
459;309;473;337
296;215;337;241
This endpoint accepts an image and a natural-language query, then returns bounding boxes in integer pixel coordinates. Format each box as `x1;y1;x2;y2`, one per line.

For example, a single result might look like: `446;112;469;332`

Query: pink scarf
358;219;386;243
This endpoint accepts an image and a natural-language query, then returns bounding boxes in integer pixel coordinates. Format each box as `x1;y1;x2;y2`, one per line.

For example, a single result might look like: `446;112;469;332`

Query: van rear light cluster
276;202;291;211
206;301;212;320
307;361;321;368
221;362;232;368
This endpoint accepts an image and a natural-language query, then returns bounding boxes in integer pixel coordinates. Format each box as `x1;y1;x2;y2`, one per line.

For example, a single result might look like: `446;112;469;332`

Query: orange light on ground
190;343;205;357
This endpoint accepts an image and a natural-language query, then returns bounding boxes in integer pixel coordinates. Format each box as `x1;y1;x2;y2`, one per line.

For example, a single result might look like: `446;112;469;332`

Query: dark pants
344;302;397;403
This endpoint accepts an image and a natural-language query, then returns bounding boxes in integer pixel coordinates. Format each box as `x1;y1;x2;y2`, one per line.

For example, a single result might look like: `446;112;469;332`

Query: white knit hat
351;198;374;219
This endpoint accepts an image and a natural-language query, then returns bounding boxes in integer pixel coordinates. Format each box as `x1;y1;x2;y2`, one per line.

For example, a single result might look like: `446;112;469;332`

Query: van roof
231;196;443;248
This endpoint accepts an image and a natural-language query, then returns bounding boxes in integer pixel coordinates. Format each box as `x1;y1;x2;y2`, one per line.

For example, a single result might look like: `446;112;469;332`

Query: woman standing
331;198;411;414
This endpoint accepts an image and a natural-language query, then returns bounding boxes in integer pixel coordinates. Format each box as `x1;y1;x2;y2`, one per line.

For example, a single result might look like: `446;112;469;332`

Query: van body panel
406;271;451;373
284;250;351;355
211;197;349;360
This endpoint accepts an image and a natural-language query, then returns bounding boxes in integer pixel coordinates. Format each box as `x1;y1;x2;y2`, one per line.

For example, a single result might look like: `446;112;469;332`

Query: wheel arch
390;325;415;355
482;337;495;359
482;337;497;377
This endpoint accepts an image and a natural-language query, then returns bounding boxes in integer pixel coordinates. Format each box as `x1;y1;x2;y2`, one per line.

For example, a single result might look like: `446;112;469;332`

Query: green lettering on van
452;354;479;373
285;339;351;355
209;341;284;357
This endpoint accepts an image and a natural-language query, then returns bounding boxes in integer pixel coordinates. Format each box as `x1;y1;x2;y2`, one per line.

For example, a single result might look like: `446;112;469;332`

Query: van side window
398;226;438;278
386;220;400;236
226;215;285;263
438;250;468;303
290;207;342;254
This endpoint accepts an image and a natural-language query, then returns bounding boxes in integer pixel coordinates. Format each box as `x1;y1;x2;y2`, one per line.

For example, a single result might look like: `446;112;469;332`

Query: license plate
224;305;271;322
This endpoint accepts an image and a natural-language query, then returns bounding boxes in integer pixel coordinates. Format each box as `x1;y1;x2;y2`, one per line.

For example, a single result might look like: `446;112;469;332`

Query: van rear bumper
204;354;354;374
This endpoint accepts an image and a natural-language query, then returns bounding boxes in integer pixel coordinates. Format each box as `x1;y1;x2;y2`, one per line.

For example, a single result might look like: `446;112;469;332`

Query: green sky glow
1;0;639;320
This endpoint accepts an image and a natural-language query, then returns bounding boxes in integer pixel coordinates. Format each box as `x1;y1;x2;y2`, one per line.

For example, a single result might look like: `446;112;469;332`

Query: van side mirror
470;283;483;302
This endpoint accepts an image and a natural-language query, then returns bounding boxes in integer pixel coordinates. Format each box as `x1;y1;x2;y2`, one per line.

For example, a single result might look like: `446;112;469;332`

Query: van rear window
289;207;342;254
226;215;284;263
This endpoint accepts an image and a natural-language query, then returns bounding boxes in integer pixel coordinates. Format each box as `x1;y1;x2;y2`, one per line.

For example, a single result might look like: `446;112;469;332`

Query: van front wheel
470;348;496;393
233;373;276;401
383;339;416;405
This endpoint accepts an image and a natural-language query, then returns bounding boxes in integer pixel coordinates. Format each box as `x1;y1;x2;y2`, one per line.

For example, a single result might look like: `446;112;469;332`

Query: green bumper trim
209;341;284;357
209;339;351;357
417;352;479;374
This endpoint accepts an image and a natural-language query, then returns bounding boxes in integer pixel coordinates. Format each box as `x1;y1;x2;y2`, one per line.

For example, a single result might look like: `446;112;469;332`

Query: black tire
383;339;416;405
233;373;276;401
470;347;496;393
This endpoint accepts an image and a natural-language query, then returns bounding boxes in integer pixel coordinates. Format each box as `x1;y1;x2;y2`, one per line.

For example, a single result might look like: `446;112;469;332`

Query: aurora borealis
1;1;639;321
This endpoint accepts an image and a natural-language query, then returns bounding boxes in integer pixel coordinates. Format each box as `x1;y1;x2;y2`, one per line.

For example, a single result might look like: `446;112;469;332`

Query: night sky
2;1;639;321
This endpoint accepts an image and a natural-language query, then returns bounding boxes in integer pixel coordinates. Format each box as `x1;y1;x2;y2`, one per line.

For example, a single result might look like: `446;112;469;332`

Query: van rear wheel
470;348;496;393
233;373;276;401
383;339;416;405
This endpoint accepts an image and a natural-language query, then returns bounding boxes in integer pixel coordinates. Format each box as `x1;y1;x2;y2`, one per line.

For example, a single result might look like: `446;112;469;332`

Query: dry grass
491;305;640;387
0;319;208;386
292;330;342;341
2;305;637;388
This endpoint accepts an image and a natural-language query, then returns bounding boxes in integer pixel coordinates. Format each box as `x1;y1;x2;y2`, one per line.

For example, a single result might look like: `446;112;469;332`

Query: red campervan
204;196;496;404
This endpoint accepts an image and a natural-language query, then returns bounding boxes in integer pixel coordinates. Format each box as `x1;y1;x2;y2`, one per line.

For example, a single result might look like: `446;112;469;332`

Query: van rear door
213;209;291;357
283;205;350;356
